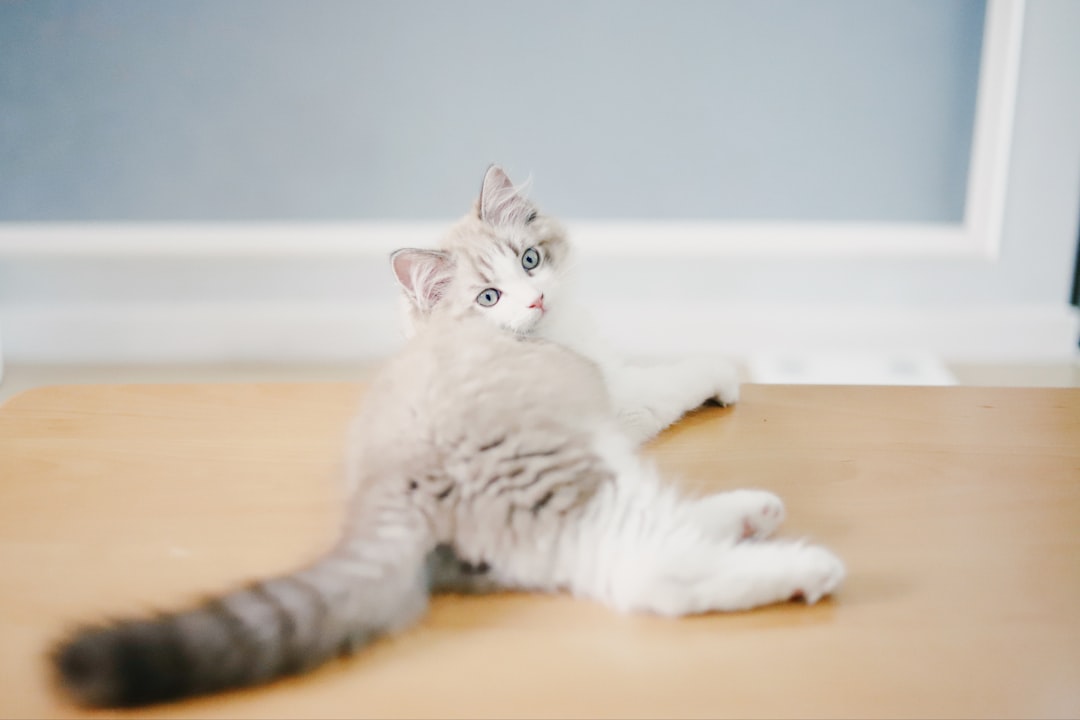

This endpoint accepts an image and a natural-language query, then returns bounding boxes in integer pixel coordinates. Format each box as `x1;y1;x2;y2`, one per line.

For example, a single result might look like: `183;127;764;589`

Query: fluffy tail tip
51;626;123;708
51;621;184;709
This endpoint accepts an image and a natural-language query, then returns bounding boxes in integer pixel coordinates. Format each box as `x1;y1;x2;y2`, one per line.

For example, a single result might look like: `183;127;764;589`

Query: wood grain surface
0;383;1077;719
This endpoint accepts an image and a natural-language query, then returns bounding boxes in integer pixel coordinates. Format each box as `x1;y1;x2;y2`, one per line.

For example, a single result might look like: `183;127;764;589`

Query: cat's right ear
390;249;454;315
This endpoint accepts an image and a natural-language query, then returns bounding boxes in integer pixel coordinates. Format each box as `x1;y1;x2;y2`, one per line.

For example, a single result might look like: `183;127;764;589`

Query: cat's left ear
390;248;454;315
478;165;537;226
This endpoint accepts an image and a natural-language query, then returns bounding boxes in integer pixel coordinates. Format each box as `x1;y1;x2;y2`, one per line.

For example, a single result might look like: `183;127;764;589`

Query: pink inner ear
479;166;530;225
481;165;515;199
390;251;420;293
391;249;452;313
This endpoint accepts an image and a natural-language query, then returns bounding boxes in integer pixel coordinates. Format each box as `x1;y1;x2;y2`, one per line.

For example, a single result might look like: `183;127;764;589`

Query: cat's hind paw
738;491;785;540
691;489;786;542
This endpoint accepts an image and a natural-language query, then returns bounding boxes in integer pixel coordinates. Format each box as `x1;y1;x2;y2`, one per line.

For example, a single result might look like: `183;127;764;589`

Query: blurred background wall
1;0;983;222
0;0;1077;368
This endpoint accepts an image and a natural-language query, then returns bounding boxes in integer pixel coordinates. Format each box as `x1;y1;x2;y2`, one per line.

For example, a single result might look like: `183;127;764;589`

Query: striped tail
50;538;431;708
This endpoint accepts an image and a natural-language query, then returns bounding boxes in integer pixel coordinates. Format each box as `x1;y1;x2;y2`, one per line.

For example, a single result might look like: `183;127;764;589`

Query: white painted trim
0;1;1025;261
0;220;978;259
965;0;1026;259
599;301;1079;364
0;222;443;258
2;300;1075;366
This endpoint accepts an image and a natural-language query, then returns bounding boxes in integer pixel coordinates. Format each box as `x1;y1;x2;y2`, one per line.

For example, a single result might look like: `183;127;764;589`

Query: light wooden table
1;383;1078;719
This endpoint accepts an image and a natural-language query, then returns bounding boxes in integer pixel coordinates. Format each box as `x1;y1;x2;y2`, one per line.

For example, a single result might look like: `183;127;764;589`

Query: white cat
395;165;741;445
50;168;844;710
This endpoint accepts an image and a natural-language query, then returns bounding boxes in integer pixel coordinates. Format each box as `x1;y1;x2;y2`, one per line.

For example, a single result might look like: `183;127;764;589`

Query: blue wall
0;0;984;222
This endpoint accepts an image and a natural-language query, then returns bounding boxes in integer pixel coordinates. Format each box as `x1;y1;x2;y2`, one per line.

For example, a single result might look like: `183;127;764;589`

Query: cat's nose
528;294;545;311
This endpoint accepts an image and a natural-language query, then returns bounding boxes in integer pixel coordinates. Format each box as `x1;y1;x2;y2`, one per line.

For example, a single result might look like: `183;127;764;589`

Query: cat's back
359;316;611;445
415;316;608;417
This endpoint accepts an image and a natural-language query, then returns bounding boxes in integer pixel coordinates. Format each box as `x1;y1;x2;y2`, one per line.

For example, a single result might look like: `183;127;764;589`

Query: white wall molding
966;0;1026;259
0;222;445;259
0;220;989;260
2;299;1075;366
598;300;1079;363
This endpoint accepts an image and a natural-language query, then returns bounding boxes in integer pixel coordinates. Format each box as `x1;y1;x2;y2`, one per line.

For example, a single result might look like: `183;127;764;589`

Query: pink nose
528;294;545;311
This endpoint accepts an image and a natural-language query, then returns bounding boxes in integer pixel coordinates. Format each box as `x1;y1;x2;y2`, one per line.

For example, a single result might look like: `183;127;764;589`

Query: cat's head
391;165;572;336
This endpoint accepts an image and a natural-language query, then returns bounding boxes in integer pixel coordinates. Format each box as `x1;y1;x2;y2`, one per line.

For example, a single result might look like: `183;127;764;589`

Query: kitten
50;191;844;712
395;165;742;445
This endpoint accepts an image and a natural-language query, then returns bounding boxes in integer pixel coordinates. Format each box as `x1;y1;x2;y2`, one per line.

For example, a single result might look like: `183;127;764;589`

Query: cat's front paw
712;383;740;407
789;545;846;605
692;356;740;408
713;361;741;407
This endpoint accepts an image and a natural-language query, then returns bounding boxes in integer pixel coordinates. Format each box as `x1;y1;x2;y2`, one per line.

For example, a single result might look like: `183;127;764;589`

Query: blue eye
476;288;501;307
522;247;541;271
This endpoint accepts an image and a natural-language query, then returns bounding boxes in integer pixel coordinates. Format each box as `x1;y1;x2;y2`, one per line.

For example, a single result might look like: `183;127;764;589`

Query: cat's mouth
508;310;546;335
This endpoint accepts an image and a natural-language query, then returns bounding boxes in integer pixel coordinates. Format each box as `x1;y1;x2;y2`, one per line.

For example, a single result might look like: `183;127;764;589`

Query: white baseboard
745;351;958;386
0;302;404;365
1;300;1076;366
598;301;1080;363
